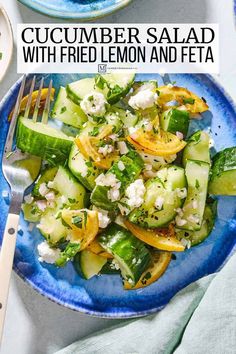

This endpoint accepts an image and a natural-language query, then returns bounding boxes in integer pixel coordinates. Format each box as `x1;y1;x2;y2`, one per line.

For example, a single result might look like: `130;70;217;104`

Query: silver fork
0;75;53;343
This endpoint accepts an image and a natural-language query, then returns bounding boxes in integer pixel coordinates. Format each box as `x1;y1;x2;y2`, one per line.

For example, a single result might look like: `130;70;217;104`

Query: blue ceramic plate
1;74;236;318
18;0;132;20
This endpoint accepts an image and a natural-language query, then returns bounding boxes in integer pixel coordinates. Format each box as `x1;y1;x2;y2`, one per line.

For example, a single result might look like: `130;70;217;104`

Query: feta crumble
128;89;158;110
95;173;120;187
93;206;111;228
36;200;47;212
38;183;50;197
37;241;60;264
175;216;187;227
118;161;125;171
98;144;114;157
176;131;184;140
125;179;146;208
117;141;129;155
80;92;107;118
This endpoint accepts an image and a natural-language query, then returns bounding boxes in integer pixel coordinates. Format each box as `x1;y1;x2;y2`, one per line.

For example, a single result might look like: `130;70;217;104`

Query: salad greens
16;73;236;289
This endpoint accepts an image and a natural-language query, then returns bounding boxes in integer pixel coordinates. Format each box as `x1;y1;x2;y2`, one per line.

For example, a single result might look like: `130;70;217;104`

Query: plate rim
0;5;14;82
1;73;236;318
18;0;133;20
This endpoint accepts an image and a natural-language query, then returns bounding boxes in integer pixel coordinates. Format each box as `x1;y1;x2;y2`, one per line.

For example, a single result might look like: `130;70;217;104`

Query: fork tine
23;76;36;119
3;75;26;156
42;79;53;124
32;77;44;123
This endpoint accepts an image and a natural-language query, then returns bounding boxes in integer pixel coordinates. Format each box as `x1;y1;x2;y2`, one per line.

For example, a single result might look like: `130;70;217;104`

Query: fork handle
0;213;20;344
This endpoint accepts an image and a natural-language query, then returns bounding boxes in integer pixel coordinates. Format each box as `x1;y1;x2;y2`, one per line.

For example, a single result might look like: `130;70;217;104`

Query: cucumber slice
68;143;102;191
52;166;87;208
77;250;107;279
209;147;236;195
129;166;186;228
101;73;135;104
38;207;68;245
176;201;217;246
16;116;73;165
51;87;87;128
66;78;108;106
104;110;123;132
178;160;210;231
132;80;158;94
99;223;151;285
22;202;42;222
160;108;190;136
33;167;58;197
91;150;144;211
183;131;210;167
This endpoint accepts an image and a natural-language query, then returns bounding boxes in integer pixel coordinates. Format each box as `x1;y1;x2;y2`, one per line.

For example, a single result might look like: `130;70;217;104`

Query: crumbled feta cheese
36;200;47;212
118;161;125;171
109;134;119;141
175;208;184;217
108;188;120;202
187;214;200;224
176;188;187;199
128;126;138;135
93;206;111;228
47;181;55;189
192;200;198;209
38;183;50;197
38;241;60;264
154;196;164;210
98;144;114;157
176;131;184;140
175;216;187;227
118;202;130;216
95;173;119;187
24;194;34;204
80;92;107;117
128;89;158;110
45;191;55;201
117;141;129;155
125;179;146;208
110;259;120;270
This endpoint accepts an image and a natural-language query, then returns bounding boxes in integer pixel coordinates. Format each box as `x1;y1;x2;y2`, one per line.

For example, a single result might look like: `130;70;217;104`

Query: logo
98;64;107;73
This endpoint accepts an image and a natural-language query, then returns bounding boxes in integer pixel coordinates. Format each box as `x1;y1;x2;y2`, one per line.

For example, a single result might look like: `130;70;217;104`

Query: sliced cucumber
132;80;158;94
22;202;42;222
176;201;217;246
100;73;135;104
33;166;58;197
16;116;73;165
209;147;236;195
66;77;108;106
183;131;210;167
91;150;144;211
99;223;151;286
68;143;102;191
78;250;107;279
129;166;186;228
160;108;190;136
105;107;139;129
104;110;123;132
52;166;87;208
51;87;87;128
38;207;68;245
179;160;210;231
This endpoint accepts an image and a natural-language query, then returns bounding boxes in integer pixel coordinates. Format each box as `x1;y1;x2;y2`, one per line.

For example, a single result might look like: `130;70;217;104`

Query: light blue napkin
55;252;236;354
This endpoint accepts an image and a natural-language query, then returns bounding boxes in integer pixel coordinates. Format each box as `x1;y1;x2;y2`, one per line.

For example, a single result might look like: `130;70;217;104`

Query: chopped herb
152;126;159;134
85;161;93;168
95;75;107;90
89;126;100;137
83;210;88;228
72;215;83;229
55;243;80;267
61;218;72;229
0;52;2;60
68;198;76;204
60;106;67;114
183;97;195;105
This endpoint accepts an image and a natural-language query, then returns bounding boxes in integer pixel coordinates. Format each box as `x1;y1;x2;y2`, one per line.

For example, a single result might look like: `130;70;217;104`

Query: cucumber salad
16;73;236;289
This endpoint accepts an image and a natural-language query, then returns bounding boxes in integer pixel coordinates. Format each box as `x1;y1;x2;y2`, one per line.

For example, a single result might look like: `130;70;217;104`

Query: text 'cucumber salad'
15;73;236;289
